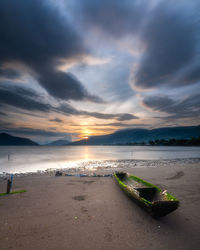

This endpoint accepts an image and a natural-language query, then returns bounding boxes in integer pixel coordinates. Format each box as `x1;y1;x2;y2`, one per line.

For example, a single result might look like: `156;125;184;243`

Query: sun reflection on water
84;146;89;160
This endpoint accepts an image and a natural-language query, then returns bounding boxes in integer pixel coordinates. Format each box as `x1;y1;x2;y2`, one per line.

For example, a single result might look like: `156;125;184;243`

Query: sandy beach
0;161;200;250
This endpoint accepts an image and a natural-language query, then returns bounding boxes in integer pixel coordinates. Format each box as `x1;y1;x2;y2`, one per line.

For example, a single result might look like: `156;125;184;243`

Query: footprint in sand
165;171;184;180
73;195;87;201
104;226;113;242
82;180;95;184
66;182;75;185
81;206;88;213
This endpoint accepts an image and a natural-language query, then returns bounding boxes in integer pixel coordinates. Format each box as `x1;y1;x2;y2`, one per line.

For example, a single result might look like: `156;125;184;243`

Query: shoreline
1;157;200;177
0;160;200;249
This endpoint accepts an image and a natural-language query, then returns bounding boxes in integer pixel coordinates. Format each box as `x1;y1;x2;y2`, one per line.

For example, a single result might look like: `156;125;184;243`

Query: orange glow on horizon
81;127;92;139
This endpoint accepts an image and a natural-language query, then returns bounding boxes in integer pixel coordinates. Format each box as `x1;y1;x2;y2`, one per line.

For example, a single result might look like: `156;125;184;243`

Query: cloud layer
143;94;200;119
0;85;137;121
0;0;199;141
134;1;200;89
76;0;200;89
0;0;101;102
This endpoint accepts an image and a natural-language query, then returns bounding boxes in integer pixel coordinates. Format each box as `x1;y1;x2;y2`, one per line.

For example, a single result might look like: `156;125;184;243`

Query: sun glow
81;127;92;139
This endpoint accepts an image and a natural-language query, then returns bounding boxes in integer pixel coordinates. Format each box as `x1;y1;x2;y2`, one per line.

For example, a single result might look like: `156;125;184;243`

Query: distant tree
149;141;155;145
148;137;200;146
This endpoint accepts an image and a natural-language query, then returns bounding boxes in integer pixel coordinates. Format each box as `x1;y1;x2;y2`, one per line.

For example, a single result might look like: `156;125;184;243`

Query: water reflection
84;146;89;160
0;145;199;174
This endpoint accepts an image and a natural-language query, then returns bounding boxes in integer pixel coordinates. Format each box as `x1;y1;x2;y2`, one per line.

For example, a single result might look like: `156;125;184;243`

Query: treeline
125;137;200;146
149;137;200;146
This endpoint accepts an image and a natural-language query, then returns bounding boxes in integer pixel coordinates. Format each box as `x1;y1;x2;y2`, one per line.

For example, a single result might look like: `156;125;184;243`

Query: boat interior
116;172;164;202
134;187;163;202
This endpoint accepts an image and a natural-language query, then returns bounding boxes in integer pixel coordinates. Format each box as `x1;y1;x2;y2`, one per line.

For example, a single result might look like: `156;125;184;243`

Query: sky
0;0;200;143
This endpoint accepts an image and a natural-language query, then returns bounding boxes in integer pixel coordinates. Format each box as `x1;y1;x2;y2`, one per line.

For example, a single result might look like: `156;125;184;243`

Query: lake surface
0;145;200;174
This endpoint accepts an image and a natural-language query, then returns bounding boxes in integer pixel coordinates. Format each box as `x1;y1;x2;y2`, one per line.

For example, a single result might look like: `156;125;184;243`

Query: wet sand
0;162;200;250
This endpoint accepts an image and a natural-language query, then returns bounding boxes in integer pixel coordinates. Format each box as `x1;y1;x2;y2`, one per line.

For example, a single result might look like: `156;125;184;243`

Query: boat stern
151;200;180;218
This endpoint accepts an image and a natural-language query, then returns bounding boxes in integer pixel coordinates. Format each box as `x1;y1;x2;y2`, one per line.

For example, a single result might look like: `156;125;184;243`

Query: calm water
0;145;200;174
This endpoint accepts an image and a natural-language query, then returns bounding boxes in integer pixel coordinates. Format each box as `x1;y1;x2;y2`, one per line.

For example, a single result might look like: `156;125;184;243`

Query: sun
81;128;92;139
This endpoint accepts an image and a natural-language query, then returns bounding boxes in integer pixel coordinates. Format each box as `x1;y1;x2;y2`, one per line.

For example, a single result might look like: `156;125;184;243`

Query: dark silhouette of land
148;137;200;146
45;139;70;146
69;126;200;146
0;133;38;146
1;126;200;146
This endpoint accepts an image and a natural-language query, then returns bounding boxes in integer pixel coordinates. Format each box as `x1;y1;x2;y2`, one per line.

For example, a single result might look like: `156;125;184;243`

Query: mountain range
0;133;38;146
69;126;200;145
45;139;70;146
0;126;200;146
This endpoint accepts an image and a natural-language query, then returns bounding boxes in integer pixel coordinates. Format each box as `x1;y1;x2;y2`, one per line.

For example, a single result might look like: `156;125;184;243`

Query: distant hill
70;126;200;145
0;133;38;146
46;139;71;146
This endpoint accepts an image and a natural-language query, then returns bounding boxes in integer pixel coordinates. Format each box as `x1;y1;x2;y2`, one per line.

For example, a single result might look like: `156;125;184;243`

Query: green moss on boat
114;172;179;218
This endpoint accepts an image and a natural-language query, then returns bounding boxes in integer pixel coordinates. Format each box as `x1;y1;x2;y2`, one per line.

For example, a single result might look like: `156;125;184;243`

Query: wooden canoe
114;172;179;218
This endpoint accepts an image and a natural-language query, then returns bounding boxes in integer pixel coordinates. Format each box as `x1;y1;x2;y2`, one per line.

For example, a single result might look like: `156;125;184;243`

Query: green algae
114;172;179;217
114;173;128;190
141;197;152;206
165;192;178;201
115;172;179;202
127;175;178;201
127;175;161;191
114;173;153;206
0;190;27;196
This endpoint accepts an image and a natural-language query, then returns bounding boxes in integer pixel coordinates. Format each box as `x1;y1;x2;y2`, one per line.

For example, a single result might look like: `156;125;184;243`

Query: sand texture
0;162;200;250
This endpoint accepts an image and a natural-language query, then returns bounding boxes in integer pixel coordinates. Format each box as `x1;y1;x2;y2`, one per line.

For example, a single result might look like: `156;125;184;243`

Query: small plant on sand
0;190;27;196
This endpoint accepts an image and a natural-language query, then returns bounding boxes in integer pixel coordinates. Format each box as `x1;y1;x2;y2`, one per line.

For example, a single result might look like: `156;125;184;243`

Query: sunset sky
0;0;200;143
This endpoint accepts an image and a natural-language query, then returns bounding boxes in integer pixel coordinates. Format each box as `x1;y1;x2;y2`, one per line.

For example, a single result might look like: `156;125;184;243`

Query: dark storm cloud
58;104;138;121
57;103;79;116
143;94;200;119
80;111;138;121
0;85;51;112
0;0;101;102
92;122;147;128
0;85;80;115
0;85;138;121
49;118;63;123
81;111;116;120
0;127;70;138
77;0;200;89
0;0;83;63
134;1;200;88
93;122;126;127
3;128;67;137
77;0;148;36
117;113;137;121
0;111;6;117
0;68;21;79
0;121;13;129
38;70;103;102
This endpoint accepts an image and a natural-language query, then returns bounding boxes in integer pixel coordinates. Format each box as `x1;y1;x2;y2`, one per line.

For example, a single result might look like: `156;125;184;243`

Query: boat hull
114;172;179;218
